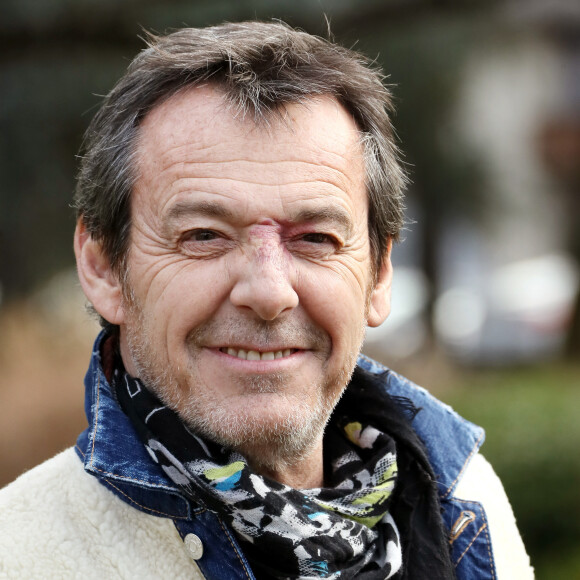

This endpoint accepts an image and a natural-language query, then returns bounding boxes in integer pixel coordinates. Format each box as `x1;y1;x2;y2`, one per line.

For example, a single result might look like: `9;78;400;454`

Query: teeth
222;348;294;360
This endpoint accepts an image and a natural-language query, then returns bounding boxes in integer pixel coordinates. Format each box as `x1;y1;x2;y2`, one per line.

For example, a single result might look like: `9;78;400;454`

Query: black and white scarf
113;360;456;580
114;370;403;579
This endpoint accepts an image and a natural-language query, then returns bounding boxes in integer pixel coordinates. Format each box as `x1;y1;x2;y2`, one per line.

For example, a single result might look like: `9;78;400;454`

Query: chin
178;393;332;471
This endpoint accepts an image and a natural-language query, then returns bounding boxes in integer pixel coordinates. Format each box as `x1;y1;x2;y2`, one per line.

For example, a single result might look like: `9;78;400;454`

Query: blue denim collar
355;355;485;499
76;332;484;520
76;331;194;519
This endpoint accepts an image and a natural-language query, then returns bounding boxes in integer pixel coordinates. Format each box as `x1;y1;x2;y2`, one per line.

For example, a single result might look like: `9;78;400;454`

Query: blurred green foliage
444;363;580;579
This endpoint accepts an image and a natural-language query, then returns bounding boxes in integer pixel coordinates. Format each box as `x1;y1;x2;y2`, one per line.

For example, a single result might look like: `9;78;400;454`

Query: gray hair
74;21;406;300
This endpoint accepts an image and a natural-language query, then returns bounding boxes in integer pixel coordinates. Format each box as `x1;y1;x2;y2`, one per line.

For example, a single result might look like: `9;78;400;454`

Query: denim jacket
76;332;496;579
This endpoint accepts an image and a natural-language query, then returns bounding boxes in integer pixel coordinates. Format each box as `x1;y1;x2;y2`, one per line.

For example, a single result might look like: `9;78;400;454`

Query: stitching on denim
480;501;496;580
455;522;487;566
442;430;485;499
453;500;496;578
95;468;206;517
82;366;204;519
173;521;187;541
219;517;253;579
89;373;101;466
103;479;188;520
85;373;183;491
87;462;180;489
449;510;476;544
83;432;177;489
173;531;208;580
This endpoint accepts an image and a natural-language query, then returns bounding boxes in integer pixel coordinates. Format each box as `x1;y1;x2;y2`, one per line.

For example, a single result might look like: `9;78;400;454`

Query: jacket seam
102;479;189;520
89;372;102;466
455;522;487;566
480;501;496;580
85;462;182;490
219;518;253;579
85;373;183;491
453;503;496;580
442;430;485;499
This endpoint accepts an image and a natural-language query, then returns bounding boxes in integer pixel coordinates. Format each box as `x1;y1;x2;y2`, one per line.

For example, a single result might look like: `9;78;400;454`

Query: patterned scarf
114;369;403;580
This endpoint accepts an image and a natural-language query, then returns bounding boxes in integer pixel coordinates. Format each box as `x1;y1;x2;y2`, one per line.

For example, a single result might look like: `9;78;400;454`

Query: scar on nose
247;222;287;264
248;220;282;240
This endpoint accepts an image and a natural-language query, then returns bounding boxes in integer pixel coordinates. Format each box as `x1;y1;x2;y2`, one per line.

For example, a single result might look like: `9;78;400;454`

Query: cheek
296;267;368;343
130;261;231;338
147;252;218;294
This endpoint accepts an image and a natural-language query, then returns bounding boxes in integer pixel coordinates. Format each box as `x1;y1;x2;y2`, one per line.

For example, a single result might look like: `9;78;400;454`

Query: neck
248;439;325;489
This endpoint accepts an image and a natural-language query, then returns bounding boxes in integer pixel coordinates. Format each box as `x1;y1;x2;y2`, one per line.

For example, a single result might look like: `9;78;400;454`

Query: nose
229;238;299;320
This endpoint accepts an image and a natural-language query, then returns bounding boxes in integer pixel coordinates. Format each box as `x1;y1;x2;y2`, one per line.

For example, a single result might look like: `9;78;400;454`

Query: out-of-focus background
1;1;579;577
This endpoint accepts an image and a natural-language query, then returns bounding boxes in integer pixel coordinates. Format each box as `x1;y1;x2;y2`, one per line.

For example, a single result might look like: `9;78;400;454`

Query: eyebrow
165;200;235;223
290;206;354;237
164;199;354;236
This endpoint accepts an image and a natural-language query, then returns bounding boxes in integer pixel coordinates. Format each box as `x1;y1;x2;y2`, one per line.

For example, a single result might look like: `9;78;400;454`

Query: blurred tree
362;17;487;337
530;7;580;358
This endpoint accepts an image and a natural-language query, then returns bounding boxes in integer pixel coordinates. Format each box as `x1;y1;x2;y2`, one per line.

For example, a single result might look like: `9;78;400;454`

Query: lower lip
207;347;306;373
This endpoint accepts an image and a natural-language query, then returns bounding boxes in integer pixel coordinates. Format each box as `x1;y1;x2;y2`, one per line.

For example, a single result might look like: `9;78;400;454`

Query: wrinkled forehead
134;84;366;184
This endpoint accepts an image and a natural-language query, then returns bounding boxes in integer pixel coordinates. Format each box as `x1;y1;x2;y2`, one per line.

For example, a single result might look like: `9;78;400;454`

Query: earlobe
366;243;393;328
74;220;125;325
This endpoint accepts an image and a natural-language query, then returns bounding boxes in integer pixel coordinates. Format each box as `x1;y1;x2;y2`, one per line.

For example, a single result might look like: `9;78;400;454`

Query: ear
366;241;393;328
74;220;125;325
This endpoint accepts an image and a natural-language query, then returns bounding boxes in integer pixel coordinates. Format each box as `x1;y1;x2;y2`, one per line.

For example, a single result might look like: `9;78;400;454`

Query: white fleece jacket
0;448;203;579
0;448;533;579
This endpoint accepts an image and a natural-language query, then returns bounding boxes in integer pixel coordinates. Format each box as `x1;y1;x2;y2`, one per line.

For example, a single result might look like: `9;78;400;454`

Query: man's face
116;86;391;468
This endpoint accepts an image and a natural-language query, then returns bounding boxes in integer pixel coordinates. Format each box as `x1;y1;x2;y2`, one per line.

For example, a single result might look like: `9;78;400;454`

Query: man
0;22;533;579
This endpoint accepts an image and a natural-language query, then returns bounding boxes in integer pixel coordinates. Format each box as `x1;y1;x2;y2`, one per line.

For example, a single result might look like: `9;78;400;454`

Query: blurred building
365;0;580;365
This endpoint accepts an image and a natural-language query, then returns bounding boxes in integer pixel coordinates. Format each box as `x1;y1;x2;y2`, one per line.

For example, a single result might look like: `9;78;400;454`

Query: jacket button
184;533;204;560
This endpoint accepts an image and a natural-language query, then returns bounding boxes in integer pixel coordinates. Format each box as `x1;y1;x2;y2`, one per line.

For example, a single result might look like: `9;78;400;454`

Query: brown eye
302;233;335;245
186;229;220;241
180;228;233;259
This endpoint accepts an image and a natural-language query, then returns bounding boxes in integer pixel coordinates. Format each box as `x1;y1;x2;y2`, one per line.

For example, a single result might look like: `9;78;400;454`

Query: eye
179;228;233;259
286;231;341;259
301;232;337;245
184;229;220;242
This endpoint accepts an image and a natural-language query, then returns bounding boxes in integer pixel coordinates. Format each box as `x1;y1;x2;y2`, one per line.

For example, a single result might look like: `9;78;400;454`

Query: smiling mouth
219;347;298;361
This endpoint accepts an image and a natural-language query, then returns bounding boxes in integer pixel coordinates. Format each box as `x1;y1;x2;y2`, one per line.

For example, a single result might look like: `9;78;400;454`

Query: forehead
134;85;367;217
